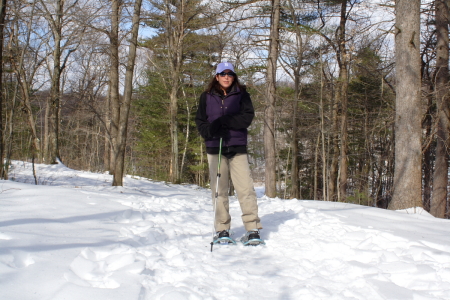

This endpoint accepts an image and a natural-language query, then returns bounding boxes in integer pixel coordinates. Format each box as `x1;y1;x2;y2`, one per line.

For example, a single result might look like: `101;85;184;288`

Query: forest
0;0;448;218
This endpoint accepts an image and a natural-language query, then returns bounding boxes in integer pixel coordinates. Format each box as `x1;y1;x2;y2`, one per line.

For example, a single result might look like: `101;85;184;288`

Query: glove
219;115;232;128
209;115;233;137
209;118;222;136
217;127;229;138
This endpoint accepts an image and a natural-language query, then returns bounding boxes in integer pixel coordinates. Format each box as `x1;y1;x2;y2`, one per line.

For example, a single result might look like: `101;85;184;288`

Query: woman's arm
224;91;255;130
195;92;212;139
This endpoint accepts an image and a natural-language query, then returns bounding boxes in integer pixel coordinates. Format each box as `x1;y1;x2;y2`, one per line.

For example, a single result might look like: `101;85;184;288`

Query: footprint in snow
66;245;145;289
6;250;35;269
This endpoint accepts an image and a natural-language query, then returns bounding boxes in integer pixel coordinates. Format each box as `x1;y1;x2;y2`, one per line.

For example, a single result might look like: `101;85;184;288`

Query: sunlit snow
1;160;449;299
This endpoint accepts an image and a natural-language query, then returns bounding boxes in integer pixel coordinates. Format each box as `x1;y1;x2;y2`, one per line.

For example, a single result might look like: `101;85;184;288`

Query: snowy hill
1;161;449;300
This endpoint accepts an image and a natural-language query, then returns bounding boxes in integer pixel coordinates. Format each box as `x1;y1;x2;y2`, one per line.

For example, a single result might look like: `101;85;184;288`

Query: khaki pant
207;153;262;232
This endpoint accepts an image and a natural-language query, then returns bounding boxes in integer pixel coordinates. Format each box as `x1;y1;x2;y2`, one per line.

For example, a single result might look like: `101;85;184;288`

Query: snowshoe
212;230;236;245
240;230;265;246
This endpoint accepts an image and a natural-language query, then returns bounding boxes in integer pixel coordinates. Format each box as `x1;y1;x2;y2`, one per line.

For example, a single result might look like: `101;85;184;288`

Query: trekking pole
210;137;223;252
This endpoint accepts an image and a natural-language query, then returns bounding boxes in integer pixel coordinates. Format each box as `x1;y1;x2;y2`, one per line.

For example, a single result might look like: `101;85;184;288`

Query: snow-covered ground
1;161;450;300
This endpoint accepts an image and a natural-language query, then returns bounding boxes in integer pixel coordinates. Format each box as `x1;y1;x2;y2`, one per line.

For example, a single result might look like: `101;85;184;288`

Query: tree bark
0;0;6;179
337;1;349;202
290;77;299;199
319;49;328;201
431;0;449;218
389;0;422;211
328;85;339;201
264;0;280;198
109;0;121;175
423;88;433;212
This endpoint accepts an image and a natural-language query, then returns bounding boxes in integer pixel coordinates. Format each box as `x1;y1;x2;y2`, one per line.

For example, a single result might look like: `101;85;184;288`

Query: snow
1;161;450;300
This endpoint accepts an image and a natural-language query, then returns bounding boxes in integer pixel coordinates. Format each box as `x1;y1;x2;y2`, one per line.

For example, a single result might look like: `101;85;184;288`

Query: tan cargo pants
207;153;262;232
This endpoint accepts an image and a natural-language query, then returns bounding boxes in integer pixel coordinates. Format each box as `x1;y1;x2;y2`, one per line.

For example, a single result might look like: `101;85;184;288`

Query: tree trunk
0;0;7;179
20;80;41;162
43;0;64;164
431;0;449;218
104;85;111;171
328;86;339;201
112;0;142;186
47;44;61;164
288;0;303;199
264;0;280;198
166;0;185;184
389;0;422;210
337;0;349;202
313;133;320;200
319;49;328;201
290;86;299;199
169;83;180;183
109;0;121;175
423;88;433;212
180;94;190;179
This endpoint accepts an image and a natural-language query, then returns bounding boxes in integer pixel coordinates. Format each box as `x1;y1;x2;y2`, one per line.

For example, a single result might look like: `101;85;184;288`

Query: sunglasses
217;72;235;77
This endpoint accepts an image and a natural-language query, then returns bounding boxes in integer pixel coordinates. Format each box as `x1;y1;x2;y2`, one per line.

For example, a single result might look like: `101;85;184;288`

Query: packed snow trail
1;161;450;299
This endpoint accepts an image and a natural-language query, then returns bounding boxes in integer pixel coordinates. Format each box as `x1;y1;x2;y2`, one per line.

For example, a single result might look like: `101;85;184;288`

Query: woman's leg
207;154;231;231
229;154;262;231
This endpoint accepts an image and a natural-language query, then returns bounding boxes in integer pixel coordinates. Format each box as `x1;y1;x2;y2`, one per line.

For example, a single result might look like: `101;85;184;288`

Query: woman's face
216;69;235;91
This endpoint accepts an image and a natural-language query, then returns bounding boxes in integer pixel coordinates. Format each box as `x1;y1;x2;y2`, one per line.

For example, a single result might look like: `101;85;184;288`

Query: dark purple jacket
195;85;254;148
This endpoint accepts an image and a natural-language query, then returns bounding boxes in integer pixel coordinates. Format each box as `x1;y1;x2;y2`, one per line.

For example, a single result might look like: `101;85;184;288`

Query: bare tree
38;0;80;164
315;0;355;202
279;0;306;199
388;0;422;210
111;0;143;186
9;0;44;164
3;0;46;179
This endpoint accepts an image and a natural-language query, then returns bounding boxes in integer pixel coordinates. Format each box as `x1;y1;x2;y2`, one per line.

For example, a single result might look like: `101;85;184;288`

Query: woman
195;62;263;245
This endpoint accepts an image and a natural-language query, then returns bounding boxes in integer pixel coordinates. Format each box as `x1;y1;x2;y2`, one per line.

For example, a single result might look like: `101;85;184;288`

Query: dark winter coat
195;84;254;152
